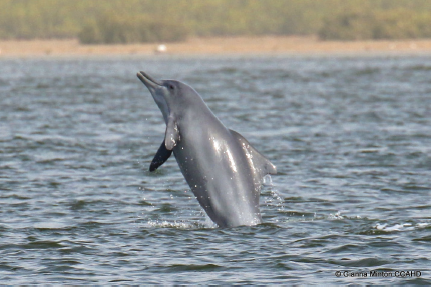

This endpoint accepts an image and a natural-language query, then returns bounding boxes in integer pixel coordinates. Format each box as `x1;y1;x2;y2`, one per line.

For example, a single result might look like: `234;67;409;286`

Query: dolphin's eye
169;84;175;90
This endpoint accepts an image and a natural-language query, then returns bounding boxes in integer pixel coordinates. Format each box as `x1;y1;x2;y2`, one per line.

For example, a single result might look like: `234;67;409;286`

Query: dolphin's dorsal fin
229;129;277;180
149;140;173;172
165;115;180;150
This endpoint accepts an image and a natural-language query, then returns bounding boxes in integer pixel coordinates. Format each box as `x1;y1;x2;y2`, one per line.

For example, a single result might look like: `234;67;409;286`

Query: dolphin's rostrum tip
137;71;162;86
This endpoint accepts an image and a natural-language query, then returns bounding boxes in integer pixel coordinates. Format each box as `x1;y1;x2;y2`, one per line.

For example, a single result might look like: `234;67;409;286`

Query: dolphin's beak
137;71;163;91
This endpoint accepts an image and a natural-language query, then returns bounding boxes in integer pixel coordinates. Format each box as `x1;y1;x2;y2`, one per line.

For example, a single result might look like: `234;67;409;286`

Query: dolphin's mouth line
137;71;170;123
137;71;163;86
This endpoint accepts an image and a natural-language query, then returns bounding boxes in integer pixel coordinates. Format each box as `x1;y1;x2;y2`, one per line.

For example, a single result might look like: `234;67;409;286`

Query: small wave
413;235;431;242
406;65;431;71
155;203;178;213
338;257;391;267
23;240;64;249
353;67;380;76
375;222;428;232
167;263;224;272
32;218;72;230
328;210;348;220
203;67;240;74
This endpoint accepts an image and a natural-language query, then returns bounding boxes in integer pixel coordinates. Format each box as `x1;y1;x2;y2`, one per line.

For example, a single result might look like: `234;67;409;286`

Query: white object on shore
155;44;167;53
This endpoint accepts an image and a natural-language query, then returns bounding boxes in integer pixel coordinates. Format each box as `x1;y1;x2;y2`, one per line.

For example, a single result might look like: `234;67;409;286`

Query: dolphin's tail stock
229;129;277;179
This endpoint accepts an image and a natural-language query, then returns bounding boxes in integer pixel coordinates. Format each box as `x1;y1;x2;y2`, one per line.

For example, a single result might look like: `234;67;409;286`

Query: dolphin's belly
173;127;262;227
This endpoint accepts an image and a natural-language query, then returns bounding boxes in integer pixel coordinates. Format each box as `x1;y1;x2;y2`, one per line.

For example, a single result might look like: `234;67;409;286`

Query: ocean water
0;54;430;284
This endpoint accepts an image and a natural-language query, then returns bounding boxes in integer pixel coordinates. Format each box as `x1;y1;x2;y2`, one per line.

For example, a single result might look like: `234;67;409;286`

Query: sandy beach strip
1;36;431;57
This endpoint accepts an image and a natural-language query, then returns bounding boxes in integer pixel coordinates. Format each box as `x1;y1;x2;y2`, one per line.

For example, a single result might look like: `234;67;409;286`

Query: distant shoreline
1;36;431;57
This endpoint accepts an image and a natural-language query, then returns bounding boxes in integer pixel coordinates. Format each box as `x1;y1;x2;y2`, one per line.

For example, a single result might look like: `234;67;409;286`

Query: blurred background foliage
319;9;431;40
0;0;430;43
78;14;188;44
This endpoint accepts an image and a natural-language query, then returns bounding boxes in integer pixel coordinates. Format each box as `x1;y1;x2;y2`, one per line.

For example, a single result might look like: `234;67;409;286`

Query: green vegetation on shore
78;14;188;44
319;9;431;40
0;0;430;43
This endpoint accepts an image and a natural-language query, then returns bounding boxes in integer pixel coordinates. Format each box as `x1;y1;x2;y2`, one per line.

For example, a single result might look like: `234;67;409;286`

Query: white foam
328;210;345;220
145;220;194;229
375;222;424;232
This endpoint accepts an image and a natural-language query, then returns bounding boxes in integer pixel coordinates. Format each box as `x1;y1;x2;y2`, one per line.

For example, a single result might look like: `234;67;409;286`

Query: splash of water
262;175;285;214
328;210;345;220
263;174;273;186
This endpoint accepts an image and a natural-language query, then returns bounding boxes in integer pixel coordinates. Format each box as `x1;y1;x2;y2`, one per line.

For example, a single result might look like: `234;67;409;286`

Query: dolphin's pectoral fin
149;114;178;171
165;115;180;151
149;140;173;172
229;129;277;178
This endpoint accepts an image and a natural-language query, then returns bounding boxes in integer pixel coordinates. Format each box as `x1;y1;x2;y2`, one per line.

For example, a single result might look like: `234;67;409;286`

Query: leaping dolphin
137;71;277;227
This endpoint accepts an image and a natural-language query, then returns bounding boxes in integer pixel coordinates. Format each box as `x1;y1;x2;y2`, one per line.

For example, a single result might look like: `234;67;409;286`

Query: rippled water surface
1;55;430;284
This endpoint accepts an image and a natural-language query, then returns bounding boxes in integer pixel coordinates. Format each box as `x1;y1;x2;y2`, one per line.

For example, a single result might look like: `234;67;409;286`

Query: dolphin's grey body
137;71;276;227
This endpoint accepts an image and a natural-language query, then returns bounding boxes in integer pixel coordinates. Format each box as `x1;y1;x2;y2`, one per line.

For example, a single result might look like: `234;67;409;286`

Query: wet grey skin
137;71;277;227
